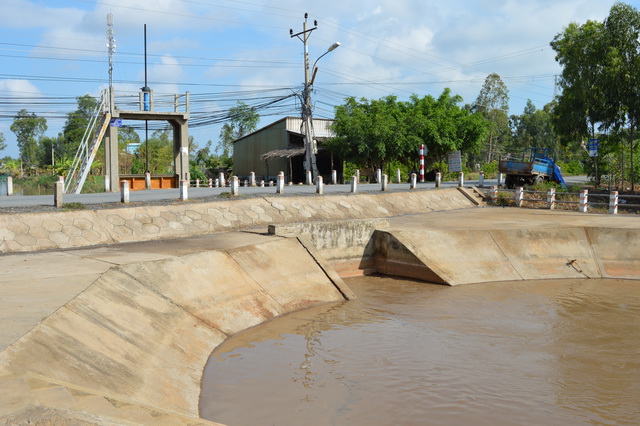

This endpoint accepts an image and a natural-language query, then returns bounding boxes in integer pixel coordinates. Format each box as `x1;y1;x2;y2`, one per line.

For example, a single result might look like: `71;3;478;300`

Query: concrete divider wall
0;189;474;254
0;237;347;418
373;227;640;285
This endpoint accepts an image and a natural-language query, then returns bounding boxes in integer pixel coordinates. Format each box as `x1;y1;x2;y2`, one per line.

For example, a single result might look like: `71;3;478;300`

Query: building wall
233;119;289;181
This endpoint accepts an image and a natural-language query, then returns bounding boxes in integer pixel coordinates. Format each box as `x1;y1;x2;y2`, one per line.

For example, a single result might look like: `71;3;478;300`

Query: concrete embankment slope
374;225;640;285
0;188;473;253
0;237;349;423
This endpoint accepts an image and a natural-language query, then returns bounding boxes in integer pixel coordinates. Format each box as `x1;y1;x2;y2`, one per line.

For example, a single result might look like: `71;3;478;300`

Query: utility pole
291;13;319;181
107;13;115;113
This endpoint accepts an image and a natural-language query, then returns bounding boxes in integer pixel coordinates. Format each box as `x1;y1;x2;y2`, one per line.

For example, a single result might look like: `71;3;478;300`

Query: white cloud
0;79;41;97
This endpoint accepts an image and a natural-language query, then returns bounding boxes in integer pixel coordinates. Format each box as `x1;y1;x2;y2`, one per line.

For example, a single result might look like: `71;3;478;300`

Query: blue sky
0;0;635;159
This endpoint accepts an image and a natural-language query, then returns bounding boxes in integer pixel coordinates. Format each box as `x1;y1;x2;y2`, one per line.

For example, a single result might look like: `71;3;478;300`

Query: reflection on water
200;277;640;425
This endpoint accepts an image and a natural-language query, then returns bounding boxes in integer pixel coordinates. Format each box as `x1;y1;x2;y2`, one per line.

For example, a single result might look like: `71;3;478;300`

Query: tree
10;109;47;167
0;132;5;153
510;100;559;153
218;102;259;156
326;95;407;174
133;128;174;174
326;90;488;174
62;94;99;158
475;73;510;161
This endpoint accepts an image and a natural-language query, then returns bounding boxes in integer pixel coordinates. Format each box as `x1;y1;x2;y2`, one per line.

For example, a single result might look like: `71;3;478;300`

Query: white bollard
435;172;441;188
355;169;360;183
609;191;618;215
515;186;524;208
277;172;284;194
376;168;382;184
231;176;239;196
195;178;200;188
458;172;464;188
579;189;588;213
381;174;388;191
306;170;313;185
396;168;402;184
351;176;358;193
491;185;498;203
54;181;64;208
250;172;256;187
104;174;110;192
219;172;225;187
331;170;337;185
497;173;504;188
260;180;265;188
547;188;555;210
316;176;324;194
208;178;213;188
6;176;13;196
479;171;485;187
410;173;417;189
120;180;130;204
145;171;151;190
180;180;189;200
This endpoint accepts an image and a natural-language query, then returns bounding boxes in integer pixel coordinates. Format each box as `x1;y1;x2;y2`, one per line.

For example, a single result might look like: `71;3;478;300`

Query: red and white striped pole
419;144;425;183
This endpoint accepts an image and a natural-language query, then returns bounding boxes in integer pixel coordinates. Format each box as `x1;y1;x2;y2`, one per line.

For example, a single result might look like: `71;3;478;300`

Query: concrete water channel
0;187;638;424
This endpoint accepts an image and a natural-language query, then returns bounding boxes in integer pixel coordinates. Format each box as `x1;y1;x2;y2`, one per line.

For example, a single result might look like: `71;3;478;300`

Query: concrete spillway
373;227;640;285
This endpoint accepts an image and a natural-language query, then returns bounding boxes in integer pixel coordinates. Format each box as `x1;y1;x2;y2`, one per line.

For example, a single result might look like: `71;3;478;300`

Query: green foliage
10;109;48;167
0;132;5;152
480;161;499;178
326;90;489;174
474;73;511;161
134;129;174;174
62;95;99;158
556;159;584;176
219;102;259;156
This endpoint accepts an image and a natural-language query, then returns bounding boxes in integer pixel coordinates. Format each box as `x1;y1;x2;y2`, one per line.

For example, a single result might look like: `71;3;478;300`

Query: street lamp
291;14;340;182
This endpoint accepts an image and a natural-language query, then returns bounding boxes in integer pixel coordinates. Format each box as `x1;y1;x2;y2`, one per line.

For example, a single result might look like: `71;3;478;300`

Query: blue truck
498;148;566;188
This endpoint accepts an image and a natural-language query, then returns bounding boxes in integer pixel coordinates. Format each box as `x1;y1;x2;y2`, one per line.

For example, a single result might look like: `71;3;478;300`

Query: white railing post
381;174;388;191
259;180;265;188
491;185;498;203
609;191;618;215
316;175;324;194
121;180;130;204
355;169;360;183
478;171;484;187
250;171;256;187
331;170;337;185
396;168;401;184
6;176;13;196
410;173;417;189
351;176;358;193
497;173;504;188
458;172;464;188
231;176;239;196
277;172;285;194
54;180;64;208
195;178;200;188
180;179;188;200
145;171;151;190
435;172;441;188
579;189;588;213
208;178;213;188
547;188;555;210
376;168;382;184
515;186;524;208
219;172;225;187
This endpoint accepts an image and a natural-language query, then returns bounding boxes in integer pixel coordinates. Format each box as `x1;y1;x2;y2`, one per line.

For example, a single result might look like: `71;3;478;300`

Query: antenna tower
107;13;116;112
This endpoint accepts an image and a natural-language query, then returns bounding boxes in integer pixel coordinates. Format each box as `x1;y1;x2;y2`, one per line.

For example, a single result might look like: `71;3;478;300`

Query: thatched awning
260;146;306;161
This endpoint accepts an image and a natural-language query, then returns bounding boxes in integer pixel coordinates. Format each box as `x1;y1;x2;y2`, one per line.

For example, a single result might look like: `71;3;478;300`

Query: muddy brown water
200;276;640;425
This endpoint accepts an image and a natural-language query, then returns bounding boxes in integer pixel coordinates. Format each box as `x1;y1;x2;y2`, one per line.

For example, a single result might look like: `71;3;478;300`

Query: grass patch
62;202;86;211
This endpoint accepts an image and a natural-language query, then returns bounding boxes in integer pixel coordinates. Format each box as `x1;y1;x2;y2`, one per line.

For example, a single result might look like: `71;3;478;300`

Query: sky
0;0;636;159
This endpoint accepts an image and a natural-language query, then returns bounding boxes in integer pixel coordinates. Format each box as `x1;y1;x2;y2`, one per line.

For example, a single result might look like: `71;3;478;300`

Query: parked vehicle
498;148;566;188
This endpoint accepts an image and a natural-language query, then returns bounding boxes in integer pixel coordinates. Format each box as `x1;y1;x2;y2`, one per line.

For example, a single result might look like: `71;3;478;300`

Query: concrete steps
457;186;488;206
0;373;221;425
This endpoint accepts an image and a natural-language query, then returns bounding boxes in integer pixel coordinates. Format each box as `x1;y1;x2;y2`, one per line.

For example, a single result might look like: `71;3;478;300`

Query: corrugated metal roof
285;117;335;138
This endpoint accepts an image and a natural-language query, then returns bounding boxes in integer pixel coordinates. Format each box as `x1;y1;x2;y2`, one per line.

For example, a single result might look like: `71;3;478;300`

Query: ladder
64;91;111;194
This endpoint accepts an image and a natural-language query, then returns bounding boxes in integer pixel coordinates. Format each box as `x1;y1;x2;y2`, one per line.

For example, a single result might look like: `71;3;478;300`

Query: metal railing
483;186;640;214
